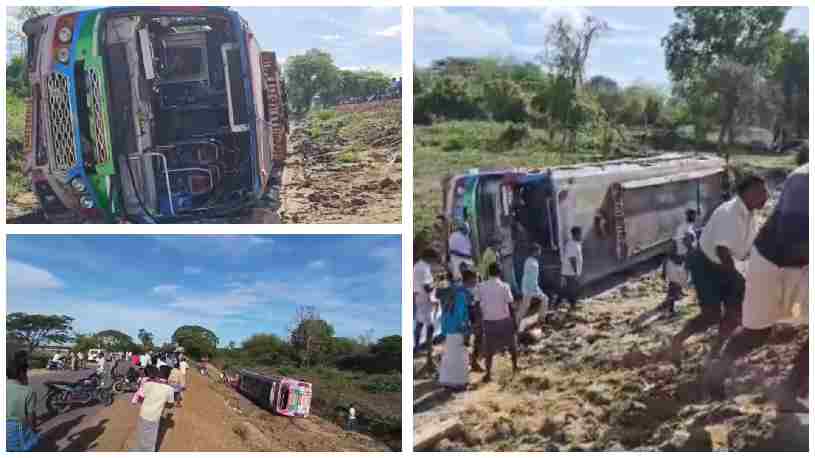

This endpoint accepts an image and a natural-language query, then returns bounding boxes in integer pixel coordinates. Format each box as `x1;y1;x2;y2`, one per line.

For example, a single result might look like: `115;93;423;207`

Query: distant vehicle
441;153;727;294
237;370;312;418
22;6;288;223
87;348;103;360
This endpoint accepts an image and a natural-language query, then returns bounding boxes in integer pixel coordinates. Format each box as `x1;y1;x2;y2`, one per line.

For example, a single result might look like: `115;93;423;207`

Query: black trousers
553;275;579;308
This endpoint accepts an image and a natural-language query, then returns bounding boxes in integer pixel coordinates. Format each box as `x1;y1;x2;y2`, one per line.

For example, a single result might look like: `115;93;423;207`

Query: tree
242;333;293;364
228;341;236;350
482;79;527;123
283;49;339;113
95;329;135;353
6;313;74;354
172;325;219;359
770;30;808;140
539;16;609;90
137;328;154;351
372;335;400;357
288;306;334;368
7;7;70;58
588;75;623;122
72;333;99;355
662;7;790;151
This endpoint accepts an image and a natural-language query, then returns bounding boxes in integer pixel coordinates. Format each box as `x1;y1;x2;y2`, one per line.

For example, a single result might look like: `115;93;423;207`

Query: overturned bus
237;370;312;418
22;6;288;223
442;153;727;294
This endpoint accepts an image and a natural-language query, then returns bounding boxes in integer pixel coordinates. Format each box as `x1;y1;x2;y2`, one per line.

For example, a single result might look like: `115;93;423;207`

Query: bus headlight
58;27;72;44
80;195;95;209
56;47;70;63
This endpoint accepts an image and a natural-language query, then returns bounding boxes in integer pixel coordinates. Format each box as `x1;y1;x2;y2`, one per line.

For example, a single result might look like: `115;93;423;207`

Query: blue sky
415;6;809;88
6;7;402;75
7;235;402;347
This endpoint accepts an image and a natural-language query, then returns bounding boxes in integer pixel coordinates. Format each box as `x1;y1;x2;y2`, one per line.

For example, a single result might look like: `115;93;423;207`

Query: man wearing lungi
704;163;808;411
475;263;518;383
669;174;768;368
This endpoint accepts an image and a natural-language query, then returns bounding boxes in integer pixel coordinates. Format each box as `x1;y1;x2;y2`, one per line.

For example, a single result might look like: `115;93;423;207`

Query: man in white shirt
518;243;548;328
413;248;440;366
669;174;768;368
553;227;584;310
132;366;175;451
448;224;475;283
475;263;518;383
662;209;698;316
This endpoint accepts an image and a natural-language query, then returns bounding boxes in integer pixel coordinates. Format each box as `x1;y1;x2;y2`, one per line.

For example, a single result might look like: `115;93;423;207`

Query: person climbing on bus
703;161;808;411
448;222;475;283
7;350;39;452
661;209;698;317
518;243;549;327
668;174;768;369
476;263;518;383
553;227;584;310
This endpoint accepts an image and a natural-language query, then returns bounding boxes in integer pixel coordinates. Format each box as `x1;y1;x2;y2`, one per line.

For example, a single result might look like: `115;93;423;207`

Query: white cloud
183;266;202;275
415;8;513;62
318;34;342;41
374;24;401;38
152;284;180;296
7;260;63;289
307;260;327;270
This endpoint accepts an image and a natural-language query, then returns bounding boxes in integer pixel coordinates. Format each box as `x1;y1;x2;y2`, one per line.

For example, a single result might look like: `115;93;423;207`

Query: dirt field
36;369;393;451
413;269;808;451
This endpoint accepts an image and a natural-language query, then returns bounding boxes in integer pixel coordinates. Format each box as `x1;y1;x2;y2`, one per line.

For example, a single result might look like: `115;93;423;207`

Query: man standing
669;174;768;368
662;209;698;316
414;249;439;367
518;243;549;327
439;270;477;390
476;263;518;383
448;223;475;283
6;350;39;452
347;405;357;431
553;227;584;310
704;163;807;411
78;352;85;370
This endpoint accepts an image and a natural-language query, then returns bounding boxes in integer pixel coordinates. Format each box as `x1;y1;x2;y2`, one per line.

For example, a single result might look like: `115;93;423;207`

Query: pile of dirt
280;105;401;224
414;269;807;451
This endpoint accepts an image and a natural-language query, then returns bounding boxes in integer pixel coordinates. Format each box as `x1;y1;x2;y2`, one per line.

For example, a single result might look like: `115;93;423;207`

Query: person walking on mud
414;249;440;368
346;405;357;431
552;227;584;310
439;270;478;390
668;174;768;369
703;163;808;411
476;263;518;383
661;209;698;316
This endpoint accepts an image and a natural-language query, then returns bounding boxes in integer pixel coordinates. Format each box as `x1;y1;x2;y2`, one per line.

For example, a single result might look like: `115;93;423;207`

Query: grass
6;93;28;202
413;120;602;238
305;104;401;162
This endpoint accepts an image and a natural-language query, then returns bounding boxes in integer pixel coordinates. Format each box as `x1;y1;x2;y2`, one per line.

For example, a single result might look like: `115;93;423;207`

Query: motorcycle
46;360;65;371
44;373;113;415
112;369;141;394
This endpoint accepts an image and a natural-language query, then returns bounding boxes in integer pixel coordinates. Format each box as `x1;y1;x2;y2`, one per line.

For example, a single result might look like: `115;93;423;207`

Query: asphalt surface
28;365;118;451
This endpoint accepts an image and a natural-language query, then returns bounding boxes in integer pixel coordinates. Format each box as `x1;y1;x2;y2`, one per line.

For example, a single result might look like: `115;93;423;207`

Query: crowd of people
6;348;192;452
416;151;808;413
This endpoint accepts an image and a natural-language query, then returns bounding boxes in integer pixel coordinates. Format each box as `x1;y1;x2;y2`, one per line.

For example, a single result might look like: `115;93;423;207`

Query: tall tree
137;328;155;351
288;306;334;368
662;7;790;152
95;329;135;353
172;325;219;359
283;49;339;113
770;30;809;140
539;16;609;90
6;313;74;354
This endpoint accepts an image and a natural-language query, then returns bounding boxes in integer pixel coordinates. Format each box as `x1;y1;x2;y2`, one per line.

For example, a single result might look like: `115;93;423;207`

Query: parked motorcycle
112;369;141;394
46;360;65;371
44;374;113;415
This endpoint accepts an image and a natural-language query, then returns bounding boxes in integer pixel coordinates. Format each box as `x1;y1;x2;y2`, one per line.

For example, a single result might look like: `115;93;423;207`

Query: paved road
28;366;120;451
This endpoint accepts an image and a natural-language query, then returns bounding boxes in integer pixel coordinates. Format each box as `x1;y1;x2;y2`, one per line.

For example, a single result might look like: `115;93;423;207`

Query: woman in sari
439;270;477;391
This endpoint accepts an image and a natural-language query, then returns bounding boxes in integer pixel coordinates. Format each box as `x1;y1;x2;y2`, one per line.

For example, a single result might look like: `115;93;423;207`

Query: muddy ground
34;368;392;451
414;174;808;451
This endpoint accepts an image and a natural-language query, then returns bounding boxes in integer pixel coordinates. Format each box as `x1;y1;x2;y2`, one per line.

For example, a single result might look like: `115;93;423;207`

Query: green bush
490;123;530;151
414;77;483;123
482;79;527;123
